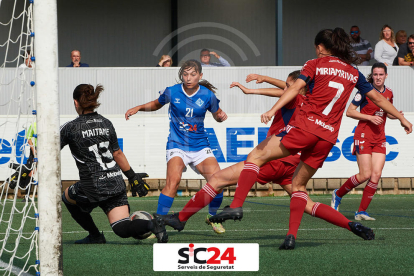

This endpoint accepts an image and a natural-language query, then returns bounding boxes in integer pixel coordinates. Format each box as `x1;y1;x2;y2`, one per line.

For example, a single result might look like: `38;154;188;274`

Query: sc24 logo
178;243;236;264
326;127;398;162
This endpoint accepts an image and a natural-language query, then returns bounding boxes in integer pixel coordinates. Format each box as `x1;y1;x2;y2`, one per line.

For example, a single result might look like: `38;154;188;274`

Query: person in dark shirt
61;84;167;244
66;50;89;67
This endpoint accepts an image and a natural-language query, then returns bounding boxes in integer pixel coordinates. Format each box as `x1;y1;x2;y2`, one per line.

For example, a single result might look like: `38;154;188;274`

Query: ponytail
73;84;103;113
199;80;217;93
315;28;360;65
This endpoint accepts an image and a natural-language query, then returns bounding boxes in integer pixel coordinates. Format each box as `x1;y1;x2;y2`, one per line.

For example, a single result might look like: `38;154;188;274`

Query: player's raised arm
246;74;287;89
365;90;412;133
125;99;163;120
261;78;305;124
230;82;284;97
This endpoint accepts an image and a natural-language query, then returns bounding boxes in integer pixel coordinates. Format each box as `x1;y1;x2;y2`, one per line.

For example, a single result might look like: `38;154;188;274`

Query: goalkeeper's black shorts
67;182;129;214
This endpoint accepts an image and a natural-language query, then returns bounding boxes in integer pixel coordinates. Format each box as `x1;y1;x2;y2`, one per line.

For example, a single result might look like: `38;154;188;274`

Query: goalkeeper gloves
123;168;150;197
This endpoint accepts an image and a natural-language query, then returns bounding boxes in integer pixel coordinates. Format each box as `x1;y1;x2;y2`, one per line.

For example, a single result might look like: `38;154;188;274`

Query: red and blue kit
352;86;393;155
267;94;305;138
256;95;305;185
281;56;373;168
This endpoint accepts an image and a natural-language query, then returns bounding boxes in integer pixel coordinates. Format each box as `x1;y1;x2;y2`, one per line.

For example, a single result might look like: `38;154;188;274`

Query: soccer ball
129;211;153;240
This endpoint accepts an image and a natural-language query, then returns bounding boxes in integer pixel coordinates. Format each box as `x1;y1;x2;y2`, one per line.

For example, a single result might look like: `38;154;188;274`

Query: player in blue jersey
125;60;228;234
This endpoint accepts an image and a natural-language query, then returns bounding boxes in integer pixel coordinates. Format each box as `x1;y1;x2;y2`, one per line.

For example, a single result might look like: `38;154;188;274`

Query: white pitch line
0;260;34;276
60;227;414;234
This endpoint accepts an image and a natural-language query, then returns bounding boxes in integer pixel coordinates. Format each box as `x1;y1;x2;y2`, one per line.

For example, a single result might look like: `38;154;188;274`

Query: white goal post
33;0;62;275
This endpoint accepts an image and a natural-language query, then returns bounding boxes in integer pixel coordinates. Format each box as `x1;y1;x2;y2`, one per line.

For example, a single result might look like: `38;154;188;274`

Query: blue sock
156;193;174;215
208;191;223;216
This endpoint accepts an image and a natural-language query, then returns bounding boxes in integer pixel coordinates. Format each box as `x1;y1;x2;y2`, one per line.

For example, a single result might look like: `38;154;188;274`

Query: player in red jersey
210;28;412;250
331;63;401;220
157;71;312;230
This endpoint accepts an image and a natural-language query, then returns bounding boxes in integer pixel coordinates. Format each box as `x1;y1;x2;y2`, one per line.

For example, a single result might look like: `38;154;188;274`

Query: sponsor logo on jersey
106;170;122;178
375;110;384;117
328;59;348;67
354;94;362;102
315;119;335;132
86;119;103;124
361;133;364;138
175;98;180;104
179;122;197;132
307;116;315;122
81;128;110;138
316;67;358;83
195;98;204;107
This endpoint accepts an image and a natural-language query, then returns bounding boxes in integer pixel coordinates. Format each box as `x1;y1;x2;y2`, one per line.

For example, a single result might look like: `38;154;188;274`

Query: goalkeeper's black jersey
60;112;126;202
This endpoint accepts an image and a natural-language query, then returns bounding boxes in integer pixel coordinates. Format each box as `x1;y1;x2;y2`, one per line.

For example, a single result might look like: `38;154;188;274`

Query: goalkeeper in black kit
60;84;168;244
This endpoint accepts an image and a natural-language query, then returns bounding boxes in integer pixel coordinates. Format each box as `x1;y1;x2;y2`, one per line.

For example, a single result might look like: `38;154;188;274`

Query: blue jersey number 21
186;108;193;117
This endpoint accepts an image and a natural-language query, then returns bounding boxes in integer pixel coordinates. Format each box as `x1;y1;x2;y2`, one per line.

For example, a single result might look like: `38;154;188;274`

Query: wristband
122;168;135;179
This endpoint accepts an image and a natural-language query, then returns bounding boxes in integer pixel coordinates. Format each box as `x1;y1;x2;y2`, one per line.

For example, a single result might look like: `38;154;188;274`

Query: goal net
0;0;60;275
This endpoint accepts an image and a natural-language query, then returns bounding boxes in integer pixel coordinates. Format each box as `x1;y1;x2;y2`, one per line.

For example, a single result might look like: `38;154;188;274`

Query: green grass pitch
60;194;414;275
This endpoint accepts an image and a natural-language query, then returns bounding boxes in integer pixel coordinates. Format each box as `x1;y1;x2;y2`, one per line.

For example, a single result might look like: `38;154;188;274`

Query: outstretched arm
125;99;163;120
387;110;404;119
261;78;305;124
212;108;228;122
346;103;384;125
246;74;286;89
366;90;412;133
230;82;284;97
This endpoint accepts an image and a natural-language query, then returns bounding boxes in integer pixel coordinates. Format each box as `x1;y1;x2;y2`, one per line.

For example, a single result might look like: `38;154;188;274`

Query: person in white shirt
374;25;398;66
200;49;231;67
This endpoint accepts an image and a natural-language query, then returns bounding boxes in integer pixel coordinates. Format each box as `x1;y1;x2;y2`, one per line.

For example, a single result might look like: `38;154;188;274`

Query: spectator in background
374;25;398;66
19;50;34;68
397;34;414;66
66;50;89;67
395;30;407;47
156;55;173;67
200;49;230;67
350;26;374;66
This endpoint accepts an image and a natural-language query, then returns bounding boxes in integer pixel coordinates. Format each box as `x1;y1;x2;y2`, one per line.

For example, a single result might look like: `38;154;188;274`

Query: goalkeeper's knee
111;218;151;239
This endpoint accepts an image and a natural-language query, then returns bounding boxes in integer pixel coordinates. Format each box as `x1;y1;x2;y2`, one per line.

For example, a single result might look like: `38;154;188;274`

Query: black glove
123;169;150;197
7;163;32;189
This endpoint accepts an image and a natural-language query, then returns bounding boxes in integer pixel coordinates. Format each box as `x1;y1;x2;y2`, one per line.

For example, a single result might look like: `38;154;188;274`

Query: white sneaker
355;211;375;221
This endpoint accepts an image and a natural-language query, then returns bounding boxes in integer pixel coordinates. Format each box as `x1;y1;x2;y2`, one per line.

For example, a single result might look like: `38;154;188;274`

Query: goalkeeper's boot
208;205;243;223
206;214;225;234
355;211;376;221
75;231;106;244
279;234;296;250
149;216;168;243
349;222;375;240
155;213;186;232
331;189;342;211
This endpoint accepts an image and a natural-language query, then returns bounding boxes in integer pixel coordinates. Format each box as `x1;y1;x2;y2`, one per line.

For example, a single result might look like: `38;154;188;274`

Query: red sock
178;183;218;222
336;174;363;198
230;162;259;208
358;181;378;212
312;202;351;230
287;191;308;239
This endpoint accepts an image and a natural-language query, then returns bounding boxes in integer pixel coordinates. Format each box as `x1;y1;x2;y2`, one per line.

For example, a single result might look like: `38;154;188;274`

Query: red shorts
254;160;296;186
280;127;333;169
352;138;386;155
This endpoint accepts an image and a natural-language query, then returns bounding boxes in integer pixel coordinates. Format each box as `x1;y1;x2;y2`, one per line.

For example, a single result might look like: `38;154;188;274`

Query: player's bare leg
155;157;186;217
356;152;385;220
162;157;186;198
